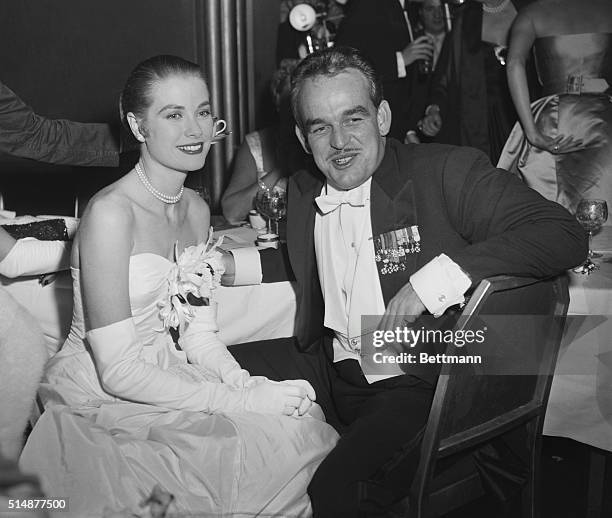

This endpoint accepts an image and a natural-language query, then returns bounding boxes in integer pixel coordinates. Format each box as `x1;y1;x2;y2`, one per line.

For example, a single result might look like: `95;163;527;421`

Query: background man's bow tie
315;190;367;214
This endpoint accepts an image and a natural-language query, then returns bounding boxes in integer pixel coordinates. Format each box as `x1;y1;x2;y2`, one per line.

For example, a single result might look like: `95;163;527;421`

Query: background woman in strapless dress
498;0;612;214
19;55;338;518
419;0;538;164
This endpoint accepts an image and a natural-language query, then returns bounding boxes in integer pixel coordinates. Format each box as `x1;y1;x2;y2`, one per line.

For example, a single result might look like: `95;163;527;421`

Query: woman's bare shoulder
81;183;135;230
73;181;135;261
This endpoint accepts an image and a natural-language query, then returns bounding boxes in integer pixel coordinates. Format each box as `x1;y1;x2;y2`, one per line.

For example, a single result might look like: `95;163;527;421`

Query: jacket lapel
287;170;318;275
371;139;419;305
287;167;325;348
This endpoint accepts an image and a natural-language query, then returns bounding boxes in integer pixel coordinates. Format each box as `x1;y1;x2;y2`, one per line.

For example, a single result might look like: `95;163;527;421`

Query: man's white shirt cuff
228;247;262;285
409;254;471;317
396;52;407;78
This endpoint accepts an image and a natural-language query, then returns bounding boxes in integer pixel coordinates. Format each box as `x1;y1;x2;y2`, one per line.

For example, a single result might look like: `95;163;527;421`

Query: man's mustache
326;148;361;160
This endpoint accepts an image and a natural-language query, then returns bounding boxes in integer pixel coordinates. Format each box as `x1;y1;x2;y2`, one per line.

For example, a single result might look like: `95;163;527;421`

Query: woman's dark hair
119;54;206;129
290;46;384;129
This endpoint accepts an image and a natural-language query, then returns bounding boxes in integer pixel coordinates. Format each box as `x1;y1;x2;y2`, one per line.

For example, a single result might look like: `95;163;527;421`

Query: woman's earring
213;118;227;137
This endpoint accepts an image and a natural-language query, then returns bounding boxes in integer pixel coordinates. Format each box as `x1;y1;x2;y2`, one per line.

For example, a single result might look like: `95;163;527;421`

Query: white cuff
228;247;262;285
410;254;471;317
0;238;70;278
396;52;407;78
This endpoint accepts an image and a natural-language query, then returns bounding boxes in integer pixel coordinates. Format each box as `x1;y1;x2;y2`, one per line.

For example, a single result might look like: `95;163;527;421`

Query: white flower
157;228;225;333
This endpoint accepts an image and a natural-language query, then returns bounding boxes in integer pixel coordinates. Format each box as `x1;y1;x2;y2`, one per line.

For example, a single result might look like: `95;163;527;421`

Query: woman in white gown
19;55;338;518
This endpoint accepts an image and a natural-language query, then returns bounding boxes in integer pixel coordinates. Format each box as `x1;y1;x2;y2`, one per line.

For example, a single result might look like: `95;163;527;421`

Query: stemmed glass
575;199;608;259
193;184;211;205
255;182;287;235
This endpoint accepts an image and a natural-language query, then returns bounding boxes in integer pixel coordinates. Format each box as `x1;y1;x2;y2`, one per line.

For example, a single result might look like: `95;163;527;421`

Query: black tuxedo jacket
336;0;416;139
285;139;586;352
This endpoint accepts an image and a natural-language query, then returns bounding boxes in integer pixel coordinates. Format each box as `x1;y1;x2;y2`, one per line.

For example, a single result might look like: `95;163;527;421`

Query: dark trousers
229;337;434;517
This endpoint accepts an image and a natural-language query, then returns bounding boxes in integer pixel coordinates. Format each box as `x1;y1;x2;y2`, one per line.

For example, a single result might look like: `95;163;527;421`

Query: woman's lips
177;142;204;154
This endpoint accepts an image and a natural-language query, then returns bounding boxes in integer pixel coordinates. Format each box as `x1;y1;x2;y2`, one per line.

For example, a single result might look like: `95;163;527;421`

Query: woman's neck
482;0;510;12
136;156;186;205
481;0;517;46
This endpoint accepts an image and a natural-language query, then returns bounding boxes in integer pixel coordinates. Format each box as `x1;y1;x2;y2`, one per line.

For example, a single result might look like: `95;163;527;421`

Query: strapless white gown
19;254;338;518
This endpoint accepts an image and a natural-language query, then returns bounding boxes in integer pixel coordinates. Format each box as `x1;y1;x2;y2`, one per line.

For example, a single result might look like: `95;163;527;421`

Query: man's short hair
290;46;384;129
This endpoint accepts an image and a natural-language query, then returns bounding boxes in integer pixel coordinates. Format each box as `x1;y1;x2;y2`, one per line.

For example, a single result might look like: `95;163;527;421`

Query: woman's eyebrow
158;104;184;114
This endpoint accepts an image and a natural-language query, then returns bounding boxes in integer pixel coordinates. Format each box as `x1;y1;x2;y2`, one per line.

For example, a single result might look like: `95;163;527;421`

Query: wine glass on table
575;199;608;259
267;185;287;237
255;181;273;234
255;181;287;236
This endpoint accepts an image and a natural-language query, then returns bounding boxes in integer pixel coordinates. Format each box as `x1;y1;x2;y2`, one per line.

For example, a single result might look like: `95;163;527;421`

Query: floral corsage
158;228;225;335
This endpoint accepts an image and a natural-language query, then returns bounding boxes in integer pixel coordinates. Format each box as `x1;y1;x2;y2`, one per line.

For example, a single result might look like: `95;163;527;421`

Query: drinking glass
575;199;608;258
268;187;287;236
255;182;287;235
255;182;272;234
193;185;211;205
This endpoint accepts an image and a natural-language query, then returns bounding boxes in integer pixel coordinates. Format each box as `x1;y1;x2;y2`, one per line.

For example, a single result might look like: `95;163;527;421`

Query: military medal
374;225;420;275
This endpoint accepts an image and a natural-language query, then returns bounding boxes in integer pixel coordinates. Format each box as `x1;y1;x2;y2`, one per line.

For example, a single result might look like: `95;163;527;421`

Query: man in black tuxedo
229;46;585;517
336;0;435;140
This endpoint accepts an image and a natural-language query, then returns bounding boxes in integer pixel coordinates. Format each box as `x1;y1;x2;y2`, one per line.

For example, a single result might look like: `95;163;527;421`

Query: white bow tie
315;189;367;214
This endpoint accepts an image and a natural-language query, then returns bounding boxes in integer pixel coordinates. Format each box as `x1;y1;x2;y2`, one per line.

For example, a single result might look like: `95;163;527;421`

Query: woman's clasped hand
244;378;316;416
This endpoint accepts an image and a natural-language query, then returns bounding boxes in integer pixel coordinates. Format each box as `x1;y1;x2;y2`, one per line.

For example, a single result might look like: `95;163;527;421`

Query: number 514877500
5;498;68;511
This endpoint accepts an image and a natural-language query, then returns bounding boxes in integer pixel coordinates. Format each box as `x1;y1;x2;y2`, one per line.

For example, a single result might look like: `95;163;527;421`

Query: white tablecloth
544;226;612;451
1;226;298;356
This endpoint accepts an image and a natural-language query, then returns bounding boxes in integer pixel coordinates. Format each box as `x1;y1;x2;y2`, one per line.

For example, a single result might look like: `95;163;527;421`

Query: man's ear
295;124;311;154
127;112;146;143
377;100;392;137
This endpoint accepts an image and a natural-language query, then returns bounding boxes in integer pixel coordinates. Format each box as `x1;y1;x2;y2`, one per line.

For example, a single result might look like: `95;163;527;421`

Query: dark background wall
0;0;279;216
1;0;204;123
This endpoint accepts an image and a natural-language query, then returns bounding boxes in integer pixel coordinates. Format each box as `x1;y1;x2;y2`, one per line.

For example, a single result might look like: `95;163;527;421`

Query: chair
406;274;569;518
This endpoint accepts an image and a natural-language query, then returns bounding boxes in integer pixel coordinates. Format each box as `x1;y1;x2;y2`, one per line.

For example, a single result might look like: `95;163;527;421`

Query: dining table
212;225;297;345
544;225;612;452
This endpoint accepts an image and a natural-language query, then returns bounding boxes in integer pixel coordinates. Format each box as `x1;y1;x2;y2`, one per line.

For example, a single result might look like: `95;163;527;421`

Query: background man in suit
404;0;447;144
336;0;434;140
229;46;586;516
0;79;118;167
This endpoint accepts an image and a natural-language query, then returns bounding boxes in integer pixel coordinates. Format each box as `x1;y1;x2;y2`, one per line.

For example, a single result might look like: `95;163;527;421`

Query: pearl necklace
482;0;511;14
135;162;184;204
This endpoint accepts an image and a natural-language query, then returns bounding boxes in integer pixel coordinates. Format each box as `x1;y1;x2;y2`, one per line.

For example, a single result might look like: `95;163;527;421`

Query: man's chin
329;176;369;191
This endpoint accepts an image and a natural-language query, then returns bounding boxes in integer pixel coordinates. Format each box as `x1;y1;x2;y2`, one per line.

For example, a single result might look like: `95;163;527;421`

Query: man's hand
401;35;434;67
404;130;421;144
378;282;426;352
260;169;284;190
418;104;442;137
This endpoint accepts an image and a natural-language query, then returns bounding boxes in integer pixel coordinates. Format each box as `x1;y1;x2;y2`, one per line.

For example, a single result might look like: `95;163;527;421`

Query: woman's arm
221;141;260;224
79;195;133;329
0;227;16;262
0;226;70;278
221;139;282;224
507;10;581;153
